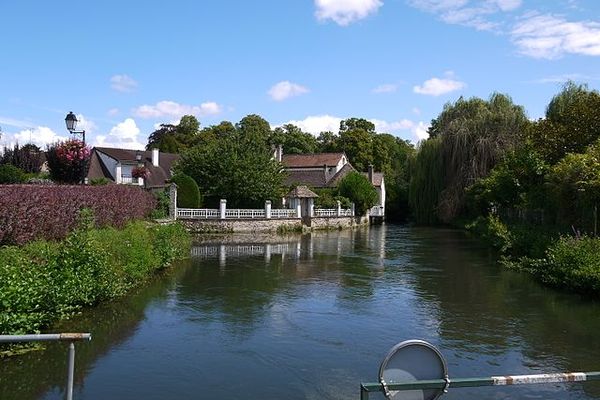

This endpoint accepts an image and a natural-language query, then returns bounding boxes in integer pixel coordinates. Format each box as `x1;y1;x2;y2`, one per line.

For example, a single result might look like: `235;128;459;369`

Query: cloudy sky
1;0;599;149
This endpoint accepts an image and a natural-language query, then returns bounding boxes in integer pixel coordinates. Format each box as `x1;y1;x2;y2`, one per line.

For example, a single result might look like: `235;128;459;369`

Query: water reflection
1;225;600;399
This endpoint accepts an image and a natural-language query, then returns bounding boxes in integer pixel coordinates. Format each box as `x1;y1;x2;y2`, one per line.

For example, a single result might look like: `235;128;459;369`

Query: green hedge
171;173;202;208
0;220;190;336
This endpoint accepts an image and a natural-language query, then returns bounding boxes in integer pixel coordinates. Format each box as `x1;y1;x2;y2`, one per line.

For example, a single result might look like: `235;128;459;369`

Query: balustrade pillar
265;200;272;219
220;199;227;219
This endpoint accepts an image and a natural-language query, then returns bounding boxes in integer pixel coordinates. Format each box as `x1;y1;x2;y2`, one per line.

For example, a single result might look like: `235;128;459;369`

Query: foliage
177;119;284;208
270;124;318;154
46;139;91;184
337;172;378;216
432;93;528;222
150;189;171;219
89;177;111;186
146;115;201;152
132;166;150;179
314;188;351;209
0;143;43;173
0;184;156;245
0;165;26;184
408;137;444;224
529;236;600;295
0;219;190;335
171;173;202;208
529;82;600;163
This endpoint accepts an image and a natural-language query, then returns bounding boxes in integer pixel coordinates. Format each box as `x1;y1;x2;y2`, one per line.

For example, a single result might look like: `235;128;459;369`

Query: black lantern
136;150;142;162
65;111;78;132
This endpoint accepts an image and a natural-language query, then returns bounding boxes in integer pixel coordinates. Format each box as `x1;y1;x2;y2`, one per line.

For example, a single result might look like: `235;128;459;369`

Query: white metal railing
120;176;139;185
225;209;266;219
177;208;220;219
340;209;353;217
370;206;384;216
314;208;337;217
271;209;297;218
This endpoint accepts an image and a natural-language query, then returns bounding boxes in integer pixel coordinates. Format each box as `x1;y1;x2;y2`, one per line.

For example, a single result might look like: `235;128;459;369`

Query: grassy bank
465;214;600;296
0;218;190;337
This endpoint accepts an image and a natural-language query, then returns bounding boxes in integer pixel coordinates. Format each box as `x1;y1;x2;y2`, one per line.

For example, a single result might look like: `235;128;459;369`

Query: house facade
275;146;386;216
87;147;179;189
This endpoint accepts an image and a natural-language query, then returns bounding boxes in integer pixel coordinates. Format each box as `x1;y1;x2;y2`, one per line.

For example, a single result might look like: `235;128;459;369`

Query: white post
309;199;315;217
265;200;272;219
220;199;227;219
337;200;341;217
169;183;178;220
351;203;355;217
296;203;302;219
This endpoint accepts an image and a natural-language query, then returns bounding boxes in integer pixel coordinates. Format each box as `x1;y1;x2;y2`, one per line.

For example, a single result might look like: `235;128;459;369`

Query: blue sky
1;0;599;149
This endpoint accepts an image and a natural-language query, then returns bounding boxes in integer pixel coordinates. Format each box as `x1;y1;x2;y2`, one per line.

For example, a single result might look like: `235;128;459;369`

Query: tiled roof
89;147;180;188
282;153;345;168
362;172;384;187
286;185;319;198
284;170;328;188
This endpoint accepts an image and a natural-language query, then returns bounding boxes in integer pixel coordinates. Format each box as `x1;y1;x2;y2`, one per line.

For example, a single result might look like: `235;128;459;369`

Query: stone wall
179;216;368;234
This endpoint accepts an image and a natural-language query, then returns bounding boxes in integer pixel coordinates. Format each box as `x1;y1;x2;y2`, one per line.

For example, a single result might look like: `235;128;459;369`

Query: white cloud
372;83;398;94
412;107;421;115
110;74;138;93
281;115;427;142
284;115;342;134
133;100;222;119
414;76;465;96
413;121;430;140
2;126;68;149
532;73;593;84
511;13;600;59
315;0;383;26
75;114;98;134
268;81;310;101
94;118;145;150
408;0;521;31
107;108;120;116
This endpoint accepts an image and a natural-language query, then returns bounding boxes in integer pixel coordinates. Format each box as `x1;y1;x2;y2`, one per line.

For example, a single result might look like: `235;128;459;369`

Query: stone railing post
351;203;355;217
265;200;272;219
169;183;178;220
337;200;341;217
220;199;227;219
296;203;302;219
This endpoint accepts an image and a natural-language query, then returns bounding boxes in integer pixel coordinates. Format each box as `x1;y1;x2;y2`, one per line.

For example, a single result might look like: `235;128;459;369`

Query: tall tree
236;114;271;146
270;124;318;154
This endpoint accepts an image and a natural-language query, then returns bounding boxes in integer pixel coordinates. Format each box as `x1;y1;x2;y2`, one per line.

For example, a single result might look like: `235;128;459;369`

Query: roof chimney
368;164;374;184
324;164;329;183
152;148;159;167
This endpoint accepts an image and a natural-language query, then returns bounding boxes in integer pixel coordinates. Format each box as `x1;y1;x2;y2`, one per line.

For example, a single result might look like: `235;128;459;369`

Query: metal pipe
0;333;91;343
361;371;600;394
67;342;75;400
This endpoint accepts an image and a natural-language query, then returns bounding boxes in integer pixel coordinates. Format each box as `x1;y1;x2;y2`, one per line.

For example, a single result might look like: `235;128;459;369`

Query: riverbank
465;215;600;296
0;219;190;342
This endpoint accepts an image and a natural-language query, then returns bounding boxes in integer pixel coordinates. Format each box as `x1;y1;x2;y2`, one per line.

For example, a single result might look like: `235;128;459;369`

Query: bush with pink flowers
0;184;156;245
46;139;91;184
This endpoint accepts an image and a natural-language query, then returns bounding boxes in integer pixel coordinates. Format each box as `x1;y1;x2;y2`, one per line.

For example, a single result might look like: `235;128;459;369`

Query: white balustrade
224;209;266;219
177;208;220;219
271;209;297;218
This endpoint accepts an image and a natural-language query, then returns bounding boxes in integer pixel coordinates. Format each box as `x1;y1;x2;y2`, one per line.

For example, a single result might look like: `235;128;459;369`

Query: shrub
338;172;378;216
0;220;191;336
46;139;91;184
150;189;171;219
0;184;156;245
0;165;26;184
89;177;111;186
171;173;202;208
0;144;44;173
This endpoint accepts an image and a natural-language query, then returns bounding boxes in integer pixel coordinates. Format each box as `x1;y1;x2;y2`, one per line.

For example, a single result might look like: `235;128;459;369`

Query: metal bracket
443;375;451;393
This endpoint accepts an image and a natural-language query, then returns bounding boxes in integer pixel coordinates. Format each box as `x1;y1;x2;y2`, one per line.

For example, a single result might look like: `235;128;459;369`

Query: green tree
316;131;339;153
338;125;373;171
339;118;375;134
146;115;201;152
236;114;271;145
338;172;378;216
171;173;202;208
177;125;284;208
270;124;318;154
408;137;444;224
429;93;528;222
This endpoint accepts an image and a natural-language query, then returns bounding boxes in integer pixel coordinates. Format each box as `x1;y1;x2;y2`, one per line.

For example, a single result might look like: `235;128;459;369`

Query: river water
1;225;600;399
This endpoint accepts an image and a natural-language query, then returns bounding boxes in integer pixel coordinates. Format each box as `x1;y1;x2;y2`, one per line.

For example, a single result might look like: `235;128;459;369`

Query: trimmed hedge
0;220;190;336
0;165;26;184
0;185;156;245
171;173;202;208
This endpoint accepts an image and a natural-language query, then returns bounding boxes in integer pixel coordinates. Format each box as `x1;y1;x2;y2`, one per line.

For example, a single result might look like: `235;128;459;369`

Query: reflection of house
87;147;179;189
275;146;385;215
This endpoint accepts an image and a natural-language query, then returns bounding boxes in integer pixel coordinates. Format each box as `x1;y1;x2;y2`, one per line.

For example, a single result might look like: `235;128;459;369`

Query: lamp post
65;111;85;145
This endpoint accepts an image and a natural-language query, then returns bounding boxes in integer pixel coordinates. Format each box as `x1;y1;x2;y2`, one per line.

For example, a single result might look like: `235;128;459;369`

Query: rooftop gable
282;153;346;168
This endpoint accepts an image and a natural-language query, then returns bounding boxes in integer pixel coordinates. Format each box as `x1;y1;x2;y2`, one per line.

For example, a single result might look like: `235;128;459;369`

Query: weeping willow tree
412;93;528;223
408;137;444;224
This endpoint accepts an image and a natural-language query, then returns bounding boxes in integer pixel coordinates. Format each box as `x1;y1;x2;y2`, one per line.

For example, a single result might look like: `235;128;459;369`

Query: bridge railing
0;333;92;400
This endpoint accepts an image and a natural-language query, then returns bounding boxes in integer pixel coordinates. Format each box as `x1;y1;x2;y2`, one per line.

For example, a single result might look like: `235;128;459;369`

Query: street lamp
65;111;86;145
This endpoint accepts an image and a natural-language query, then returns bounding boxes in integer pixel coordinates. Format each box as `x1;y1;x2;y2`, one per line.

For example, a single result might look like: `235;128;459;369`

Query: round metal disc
378;340;448;400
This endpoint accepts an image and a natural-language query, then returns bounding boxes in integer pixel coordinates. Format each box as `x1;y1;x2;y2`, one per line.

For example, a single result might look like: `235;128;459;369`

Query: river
1;225;600;399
